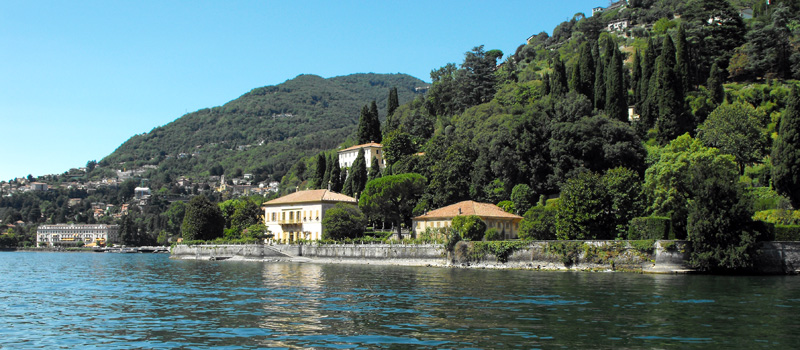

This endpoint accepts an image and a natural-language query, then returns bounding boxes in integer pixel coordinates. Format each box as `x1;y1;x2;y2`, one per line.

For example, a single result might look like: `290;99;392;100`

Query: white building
263;189;357;243
30;182;48;191
337;142;386;169
36;224;119;247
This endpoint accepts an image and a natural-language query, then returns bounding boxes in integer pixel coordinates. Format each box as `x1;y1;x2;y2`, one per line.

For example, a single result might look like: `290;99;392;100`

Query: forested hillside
101;73;426;183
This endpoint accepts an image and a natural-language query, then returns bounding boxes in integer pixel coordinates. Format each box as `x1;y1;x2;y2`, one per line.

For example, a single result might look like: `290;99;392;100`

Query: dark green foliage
593;50;606;110
674;24;690;94
605;42;627;122
368;157;381;181
181;195;224;241
687;155;759;272
772;87;800;208
484;228;501;241
683;0;746;84
654;35;691;144
321;203;367;240
314;153;326;189
387;87;399;118
382;131;416;167
550;54;568;95
347;149;368;197
359;173;427;237
519;205;557;240
452;215;487;241
510;184;535;215
775;225;800;241
627;216;673;240
358;102;382;144
577;42;595;101
706;62;726;105
426;46;503;116
631;49;642;105
329;156;343;192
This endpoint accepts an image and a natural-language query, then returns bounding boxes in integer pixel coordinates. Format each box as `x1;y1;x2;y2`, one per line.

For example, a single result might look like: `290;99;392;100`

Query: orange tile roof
338;142;382;153
414;200;522;220
263;189;357;205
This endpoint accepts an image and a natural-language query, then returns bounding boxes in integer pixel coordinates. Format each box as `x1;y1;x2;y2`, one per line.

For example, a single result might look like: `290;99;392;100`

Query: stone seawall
170;241;800;274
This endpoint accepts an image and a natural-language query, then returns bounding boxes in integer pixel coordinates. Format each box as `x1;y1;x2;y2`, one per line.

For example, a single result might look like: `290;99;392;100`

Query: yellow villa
412;200;523;240
263;189;357;243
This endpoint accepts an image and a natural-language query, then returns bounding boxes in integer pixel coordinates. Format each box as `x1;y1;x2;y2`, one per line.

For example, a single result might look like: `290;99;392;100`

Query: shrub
775;225;800;241
519;205;557;240
627;216;672;240
484;228;501;241
451;215;487;241
322;203;367;240
753;209;800;225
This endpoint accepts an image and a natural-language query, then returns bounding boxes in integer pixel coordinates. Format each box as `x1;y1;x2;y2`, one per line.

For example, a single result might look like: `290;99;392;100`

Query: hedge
775;225;800;241
627;216;672;240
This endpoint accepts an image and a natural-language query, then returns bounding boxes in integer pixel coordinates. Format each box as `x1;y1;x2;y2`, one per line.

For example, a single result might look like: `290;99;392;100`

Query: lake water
1;252;799;349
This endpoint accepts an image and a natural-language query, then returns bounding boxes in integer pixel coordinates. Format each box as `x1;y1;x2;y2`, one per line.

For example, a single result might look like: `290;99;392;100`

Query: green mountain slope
101;73;426;182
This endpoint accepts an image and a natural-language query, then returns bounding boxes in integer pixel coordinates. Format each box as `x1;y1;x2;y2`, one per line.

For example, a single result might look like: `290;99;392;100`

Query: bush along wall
627;216;673;240
775;225;800;241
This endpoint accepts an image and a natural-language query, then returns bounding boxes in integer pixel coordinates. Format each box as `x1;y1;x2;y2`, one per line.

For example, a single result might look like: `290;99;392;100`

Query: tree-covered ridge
102;73;425;183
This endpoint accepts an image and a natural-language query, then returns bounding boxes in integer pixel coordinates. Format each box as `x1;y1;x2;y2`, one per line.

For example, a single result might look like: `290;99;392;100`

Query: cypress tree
357;104;372;144
369;101;382;143
322;154;335;189
631;49;642;105
350;149;368;197
315;153;327;189
772;86;800;208
707;61;725;105
605;42;627;122
654;35;690;144
569;60;580;93
368;157;381;181
674;24;690;93
542;73;551;95
342;171;354;196
330;157;343;192
578;41;595;101
387;87;399;117
594;50;606;110
550;55;568;95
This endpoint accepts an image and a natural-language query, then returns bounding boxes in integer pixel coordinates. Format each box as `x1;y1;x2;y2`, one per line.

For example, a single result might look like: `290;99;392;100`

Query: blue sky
0;0;598;181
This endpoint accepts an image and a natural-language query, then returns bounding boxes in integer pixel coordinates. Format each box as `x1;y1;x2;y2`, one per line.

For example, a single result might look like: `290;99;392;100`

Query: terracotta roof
338;142;382;153
263;189;357;205
414;200;522;220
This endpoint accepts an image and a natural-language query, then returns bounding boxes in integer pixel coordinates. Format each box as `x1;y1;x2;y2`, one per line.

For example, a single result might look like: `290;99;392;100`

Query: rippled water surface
1;252;800;349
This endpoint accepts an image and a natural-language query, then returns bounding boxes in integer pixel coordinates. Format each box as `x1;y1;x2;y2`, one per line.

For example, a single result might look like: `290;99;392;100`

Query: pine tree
315;153;326;189
550;55;568;95
605;42;627;122
387;87;399;117
772;86;800;208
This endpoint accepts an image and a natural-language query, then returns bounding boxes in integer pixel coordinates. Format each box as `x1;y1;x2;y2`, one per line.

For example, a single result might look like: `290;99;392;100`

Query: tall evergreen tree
330;157;343;192
707;61;726;105
569;60;581;93
772;86;800;208
578;41;595;101
322;154;335;189
655;35;691;144
605;42;627;122
550;55;568;95
631;49;642;105
357;104;372;144
387;87;399;117
349;149;369;197
368;157;382;181
594;50;606;110
315;153;327;189
674;24;691;93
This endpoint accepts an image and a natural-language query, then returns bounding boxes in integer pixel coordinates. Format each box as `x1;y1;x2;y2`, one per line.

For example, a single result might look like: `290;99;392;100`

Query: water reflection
1;253;799;348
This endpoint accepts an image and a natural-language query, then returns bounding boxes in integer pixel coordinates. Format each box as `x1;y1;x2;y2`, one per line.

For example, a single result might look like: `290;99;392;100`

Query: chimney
458;208;462;215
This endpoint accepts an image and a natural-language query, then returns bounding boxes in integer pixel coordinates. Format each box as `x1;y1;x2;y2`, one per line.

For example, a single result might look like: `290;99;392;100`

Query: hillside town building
263;189;357;243
36;224;119;247
337;142;386;169
412;200;523;240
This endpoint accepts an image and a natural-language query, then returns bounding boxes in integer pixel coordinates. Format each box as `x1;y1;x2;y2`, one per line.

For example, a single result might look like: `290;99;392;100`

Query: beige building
337;142;385;169
36;224;119;247
263;189;357;243
412;200;523;240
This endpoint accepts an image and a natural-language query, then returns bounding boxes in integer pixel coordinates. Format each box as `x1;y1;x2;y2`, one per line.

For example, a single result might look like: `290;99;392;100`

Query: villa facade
36;224;119;247
337;142;385;169
412;200;523;240
263;189;357;243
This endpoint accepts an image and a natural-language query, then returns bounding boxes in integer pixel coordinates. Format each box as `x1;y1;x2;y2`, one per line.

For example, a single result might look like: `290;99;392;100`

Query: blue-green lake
1;252;799;349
